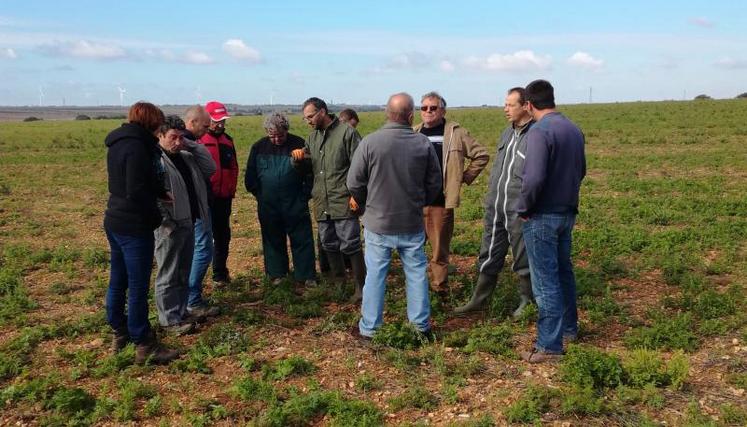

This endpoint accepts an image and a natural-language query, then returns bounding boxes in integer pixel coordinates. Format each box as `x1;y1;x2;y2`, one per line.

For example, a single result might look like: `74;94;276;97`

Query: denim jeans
522;213;578;353
359;229;430;337
188;216;213;307
105;229;154;344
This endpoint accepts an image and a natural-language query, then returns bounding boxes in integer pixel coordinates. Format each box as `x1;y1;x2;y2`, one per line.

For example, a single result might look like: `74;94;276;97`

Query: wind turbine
194;86;202;103
38;86;45;107
117;86;126;107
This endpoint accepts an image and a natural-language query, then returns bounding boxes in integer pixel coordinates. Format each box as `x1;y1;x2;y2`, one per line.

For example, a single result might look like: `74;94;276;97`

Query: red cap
205;101;230;121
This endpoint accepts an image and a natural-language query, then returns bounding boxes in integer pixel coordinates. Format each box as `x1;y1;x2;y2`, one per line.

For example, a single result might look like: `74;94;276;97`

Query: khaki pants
423;206;454;292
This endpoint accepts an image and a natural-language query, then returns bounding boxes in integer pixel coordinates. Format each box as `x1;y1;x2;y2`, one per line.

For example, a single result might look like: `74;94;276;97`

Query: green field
1;100;746;426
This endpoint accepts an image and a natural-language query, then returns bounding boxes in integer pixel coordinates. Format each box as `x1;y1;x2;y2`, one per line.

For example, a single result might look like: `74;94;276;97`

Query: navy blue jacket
516;112;586;217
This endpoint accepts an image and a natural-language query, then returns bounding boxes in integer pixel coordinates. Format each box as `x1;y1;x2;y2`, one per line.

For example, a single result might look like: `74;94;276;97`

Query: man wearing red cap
198;101;239;283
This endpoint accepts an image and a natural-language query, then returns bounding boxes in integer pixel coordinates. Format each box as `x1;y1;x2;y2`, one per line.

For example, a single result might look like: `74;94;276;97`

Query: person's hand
291;149;307;161
349;197;359;213
160;191;174;203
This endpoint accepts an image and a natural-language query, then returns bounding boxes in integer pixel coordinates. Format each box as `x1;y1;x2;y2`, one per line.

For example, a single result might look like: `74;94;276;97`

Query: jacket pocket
218;145;236;169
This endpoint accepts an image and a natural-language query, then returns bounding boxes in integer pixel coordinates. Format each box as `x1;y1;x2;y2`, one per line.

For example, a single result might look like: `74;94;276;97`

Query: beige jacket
414;120;489;208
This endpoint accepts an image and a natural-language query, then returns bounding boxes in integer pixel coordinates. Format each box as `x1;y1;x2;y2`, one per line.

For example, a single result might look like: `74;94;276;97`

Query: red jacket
198;132;239;198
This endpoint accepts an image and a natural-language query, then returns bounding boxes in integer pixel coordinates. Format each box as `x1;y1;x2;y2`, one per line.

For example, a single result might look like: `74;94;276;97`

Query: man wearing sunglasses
291;97;366;303
413;92;489;300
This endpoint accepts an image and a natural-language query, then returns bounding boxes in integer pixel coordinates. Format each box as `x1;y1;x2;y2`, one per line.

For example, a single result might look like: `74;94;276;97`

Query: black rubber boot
512;275;534;319
347;251;366;304
325;250;346;281
453;273;497;316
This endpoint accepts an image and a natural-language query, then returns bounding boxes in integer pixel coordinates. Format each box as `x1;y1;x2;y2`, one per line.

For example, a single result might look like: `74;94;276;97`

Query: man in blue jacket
517;80;586;363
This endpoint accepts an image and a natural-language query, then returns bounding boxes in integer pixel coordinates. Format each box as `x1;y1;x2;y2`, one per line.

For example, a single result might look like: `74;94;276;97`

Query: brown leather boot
135;332;179;365
111;330;129;354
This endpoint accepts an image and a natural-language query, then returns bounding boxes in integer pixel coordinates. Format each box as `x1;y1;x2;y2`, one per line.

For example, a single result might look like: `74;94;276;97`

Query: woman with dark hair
103;101;178;364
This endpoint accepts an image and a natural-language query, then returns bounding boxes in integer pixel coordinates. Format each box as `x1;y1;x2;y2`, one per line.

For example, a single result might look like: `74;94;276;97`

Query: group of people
103;79;585;365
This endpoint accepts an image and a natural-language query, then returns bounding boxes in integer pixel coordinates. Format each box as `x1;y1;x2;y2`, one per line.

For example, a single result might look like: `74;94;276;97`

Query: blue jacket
517;112;586;217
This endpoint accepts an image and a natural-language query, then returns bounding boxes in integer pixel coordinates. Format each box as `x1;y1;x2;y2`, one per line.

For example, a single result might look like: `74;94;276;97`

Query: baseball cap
205;101;230;121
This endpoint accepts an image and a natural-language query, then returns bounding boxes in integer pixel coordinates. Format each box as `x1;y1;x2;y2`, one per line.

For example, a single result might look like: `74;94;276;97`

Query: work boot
325;250;346;281
135;332;179;365
347;251;366;304
453;273;497;316
111;330;129;354
512;275;534;319
162;322;195;337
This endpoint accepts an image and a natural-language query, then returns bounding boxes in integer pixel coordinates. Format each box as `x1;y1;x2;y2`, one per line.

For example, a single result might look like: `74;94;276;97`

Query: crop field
0;100;746;426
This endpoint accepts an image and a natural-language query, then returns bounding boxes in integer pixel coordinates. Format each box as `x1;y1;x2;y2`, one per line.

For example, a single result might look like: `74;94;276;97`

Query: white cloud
567;51;604;70
714;56;747;69
689;17;715;28
182;51;214;65
0;47;17;59
388;52;431;69
38;40;127;60
465;50;551;72
439;60;455;72
222;39;261;63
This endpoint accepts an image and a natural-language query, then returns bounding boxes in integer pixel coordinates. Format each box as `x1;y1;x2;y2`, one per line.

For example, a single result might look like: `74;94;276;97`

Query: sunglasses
420;105;439;112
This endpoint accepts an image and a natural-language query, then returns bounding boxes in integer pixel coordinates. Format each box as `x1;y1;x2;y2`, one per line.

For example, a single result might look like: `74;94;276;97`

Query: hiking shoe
111;331;129;354
135;340;179;365
187;303;220;319
520;349;563;364
162;322;195;337
349;326;372;343
212;273;231;284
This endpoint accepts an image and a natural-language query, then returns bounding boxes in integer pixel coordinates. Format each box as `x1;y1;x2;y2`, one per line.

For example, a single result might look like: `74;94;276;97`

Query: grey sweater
347;121;442;235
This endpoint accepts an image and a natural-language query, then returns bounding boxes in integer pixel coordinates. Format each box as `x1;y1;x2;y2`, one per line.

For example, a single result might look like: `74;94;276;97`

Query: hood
105;122;158;148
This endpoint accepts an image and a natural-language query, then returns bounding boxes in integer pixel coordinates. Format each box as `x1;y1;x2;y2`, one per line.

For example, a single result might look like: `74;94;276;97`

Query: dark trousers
105;229;154;344
211;197;232;279
259;209;316;281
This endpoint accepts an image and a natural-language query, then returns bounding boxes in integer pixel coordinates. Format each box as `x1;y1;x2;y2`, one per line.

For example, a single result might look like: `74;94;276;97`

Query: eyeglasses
303;109;320;122
420;105;439;112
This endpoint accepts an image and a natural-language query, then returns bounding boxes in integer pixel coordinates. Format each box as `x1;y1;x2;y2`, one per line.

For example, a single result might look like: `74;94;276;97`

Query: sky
0;0;745;107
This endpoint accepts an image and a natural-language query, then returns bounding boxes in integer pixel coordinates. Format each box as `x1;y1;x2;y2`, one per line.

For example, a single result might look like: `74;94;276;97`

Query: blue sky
1;0;745;106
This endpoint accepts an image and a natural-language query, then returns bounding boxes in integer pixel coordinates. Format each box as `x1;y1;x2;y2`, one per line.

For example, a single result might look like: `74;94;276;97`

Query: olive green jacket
297;115;362;221
413;120;489;208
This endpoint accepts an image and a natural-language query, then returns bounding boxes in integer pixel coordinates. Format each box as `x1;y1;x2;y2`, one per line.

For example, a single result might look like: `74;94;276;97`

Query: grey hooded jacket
157;139;215;230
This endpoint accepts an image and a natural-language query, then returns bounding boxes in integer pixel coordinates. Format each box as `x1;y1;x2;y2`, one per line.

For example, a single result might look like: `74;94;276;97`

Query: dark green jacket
245;133;312;219
298;115;362;221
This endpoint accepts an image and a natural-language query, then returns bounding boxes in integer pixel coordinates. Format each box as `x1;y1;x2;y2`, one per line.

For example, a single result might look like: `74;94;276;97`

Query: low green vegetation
1;100;746;424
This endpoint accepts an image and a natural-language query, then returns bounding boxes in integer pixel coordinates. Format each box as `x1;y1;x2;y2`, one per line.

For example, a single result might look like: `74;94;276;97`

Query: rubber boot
347;251;366;304
135;331;179;365
512;275;534;319
325;250;346;281
453;273;497;316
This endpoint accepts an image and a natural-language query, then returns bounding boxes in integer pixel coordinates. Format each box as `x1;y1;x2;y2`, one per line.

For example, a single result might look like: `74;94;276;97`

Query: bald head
184;105;210;139
386;92;414;125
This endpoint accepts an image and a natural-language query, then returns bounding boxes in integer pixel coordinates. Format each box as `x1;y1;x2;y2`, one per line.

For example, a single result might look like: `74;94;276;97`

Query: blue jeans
522;213;578;353
105;229;154;344
359;229;430;337
188;216;213;308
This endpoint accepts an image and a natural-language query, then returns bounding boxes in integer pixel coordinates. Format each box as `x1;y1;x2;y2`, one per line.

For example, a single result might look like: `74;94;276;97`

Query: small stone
458;413;470;418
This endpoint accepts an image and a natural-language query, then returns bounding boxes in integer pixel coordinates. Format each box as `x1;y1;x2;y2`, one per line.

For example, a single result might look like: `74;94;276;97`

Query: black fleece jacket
103;123;165;236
